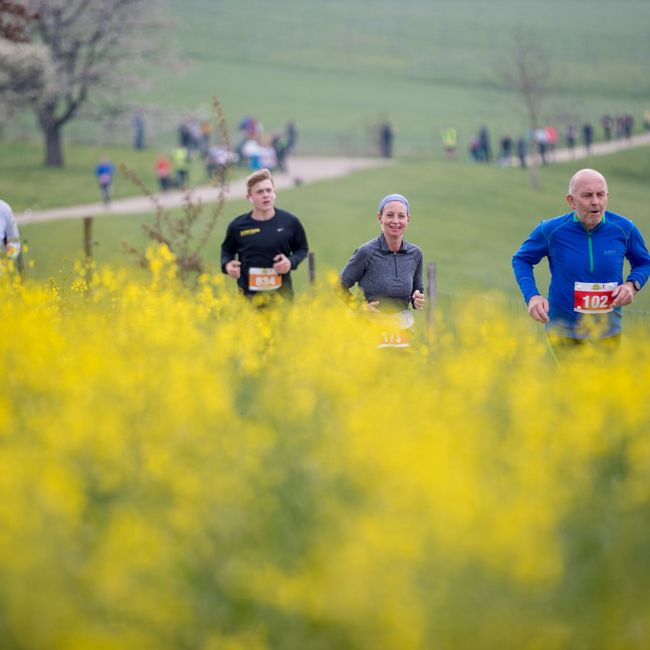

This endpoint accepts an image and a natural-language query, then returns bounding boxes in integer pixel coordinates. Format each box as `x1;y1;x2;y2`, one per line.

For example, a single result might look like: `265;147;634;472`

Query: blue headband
378;193;409;214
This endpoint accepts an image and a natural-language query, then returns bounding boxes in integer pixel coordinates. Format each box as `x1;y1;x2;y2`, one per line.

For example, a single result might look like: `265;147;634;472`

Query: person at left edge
0;199;21;260
220;168;309;300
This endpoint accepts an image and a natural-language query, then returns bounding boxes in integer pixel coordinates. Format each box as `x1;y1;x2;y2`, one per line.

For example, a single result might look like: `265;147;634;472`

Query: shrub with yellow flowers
1;247;649;649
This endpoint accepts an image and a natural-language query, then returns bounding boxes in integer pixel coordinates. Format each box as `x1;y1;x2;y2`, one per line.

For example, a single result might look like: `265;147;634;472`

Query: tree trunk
43;121;64;167
38;102;64;167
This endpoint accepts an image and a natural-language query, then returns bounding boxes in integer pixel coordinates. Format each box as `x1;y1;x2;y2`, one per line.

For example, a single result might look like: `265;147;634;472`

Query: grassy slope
3;0;649;156
2;0;649;210
140;0;650;153
18;147;650;313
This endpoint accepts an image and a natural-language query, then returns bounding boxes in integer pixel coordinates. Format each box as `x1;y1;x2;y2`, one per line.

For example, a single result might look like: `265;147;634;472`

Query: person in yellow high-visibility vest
440;126;457;160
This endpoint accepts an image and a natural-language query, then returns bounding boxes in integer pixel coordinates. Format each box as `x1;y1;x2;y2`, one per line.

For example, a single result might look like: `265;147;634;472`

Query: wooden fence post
83;217;93;289
83;217;93;258
427;261;437;328
308;251;316;285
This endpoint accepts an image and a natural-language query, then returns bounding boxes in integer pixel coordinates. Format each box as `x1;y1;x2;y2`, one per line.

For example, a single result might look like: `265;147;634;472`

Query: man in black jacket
221;169;309;300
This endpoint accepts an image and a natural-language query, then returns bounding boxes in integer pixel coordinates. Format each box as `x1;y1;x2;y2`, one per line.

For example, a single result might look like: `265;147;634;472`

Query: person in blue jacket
512;168;650;348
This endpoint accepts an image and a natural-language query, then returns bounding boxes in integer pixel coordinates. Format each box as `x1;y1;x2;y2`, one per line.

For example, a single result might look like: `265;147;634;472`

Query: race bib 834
248;267;282;292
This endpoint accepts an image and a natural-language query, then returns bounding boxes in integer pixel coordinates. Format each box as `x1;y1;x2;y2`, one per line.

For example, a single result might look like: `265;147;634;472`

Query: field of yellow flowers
1;246;650;650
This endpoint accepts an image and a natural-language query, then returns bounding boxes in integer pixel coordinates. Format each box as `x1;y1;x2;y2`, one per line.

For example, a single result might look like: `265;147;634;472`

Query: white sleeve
0;200;20;241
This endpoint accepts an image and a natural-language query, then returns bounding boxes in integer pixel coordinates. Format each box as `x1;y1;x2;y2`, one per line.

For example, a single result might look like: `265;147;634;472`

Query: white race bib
573;281;617;314
248;267;282;292
377;310;414;349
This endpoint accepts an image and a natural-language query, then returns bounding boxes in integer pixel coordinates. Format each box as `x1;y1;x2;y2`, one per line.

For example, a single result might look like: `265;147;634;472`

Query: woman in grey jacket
340;193;425;347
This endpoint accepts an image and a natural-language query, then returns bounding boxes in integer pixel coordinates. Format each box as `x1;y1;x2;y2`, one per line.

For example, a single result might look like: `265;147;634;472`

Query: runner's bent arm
512;223;549;304
612;224;650;306
339;246;369;306
411;250;424;309
287;221;309;270
220;223;238;273
624;224;650;291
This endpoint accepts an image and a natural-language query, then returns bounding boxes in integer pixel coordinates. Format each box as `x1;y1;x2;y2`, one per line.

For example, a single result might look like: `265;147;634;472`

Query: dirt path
17;156;391;225
16;132;650;225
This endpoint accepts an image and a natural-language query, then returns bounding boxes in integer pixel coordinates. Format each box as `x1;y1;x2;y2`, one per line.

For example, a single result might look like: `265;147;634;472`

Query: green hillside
4;0;650;155
142;0;650;154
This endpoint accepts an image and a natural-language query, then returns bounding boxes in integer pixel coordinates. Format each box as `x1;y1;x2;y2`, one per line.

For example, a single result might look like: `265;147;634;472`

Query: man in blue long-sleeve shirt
512;168;650;348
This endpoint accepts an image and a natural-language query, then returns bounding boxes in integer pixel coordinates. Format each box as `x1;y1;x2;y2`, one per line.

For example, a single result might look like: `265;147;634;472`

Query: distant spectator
469;135;481;162
187;119;202;159
155;155;172;192
378;120;394;158
623;113;634;139
259;145;277;170
441;126;458;160
643;110;650;132
582;122;594;154
516;137;527;168
240;115;262;140
178;120;192;148
285;120;298;154
534;128;549;166
499;133;513;166
132;110;146;150
545;125;558;160
171;146;190;188
564;124;577;156
241;138;263;170
601;114;612;141
206;146;238;178
478;125;492;163
95;156;115;205
271;130;289;171
615;114;625;139
200;120;213;158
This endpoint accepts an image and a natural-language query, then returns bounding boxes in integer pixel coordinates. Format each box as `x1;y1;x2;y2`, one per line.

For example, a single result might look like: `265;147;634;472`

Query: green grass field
154;0;650;154
3;0;650;156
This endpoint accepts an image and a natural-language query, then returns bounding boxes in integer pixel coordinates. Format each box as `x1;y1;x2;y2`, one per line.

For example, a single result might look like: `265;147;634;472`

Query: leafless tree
496;28;553;189
120;97;231;285
23;0;167;167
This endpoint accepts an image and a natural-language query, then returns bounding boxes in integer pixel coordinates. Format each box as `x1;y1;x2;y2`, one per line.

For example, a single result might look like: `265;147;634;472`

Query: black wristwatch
628;278;642;292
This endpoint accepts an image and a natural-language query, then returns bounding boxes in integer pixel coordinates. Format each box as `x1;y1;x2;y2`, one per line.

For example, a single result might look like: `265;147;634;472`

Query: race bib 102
573;281;617;314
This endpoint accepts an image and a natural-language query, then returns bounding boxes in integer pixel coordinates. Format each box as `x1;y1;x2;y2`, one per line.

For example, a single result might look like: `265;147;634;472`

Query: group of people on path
220;166;650;358
449;111;648;168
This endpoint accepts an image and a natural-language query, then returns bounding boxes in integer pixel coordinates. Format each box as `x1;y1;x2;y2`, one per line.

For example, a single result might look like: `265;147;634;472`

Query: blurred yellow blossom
0;259;649;649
